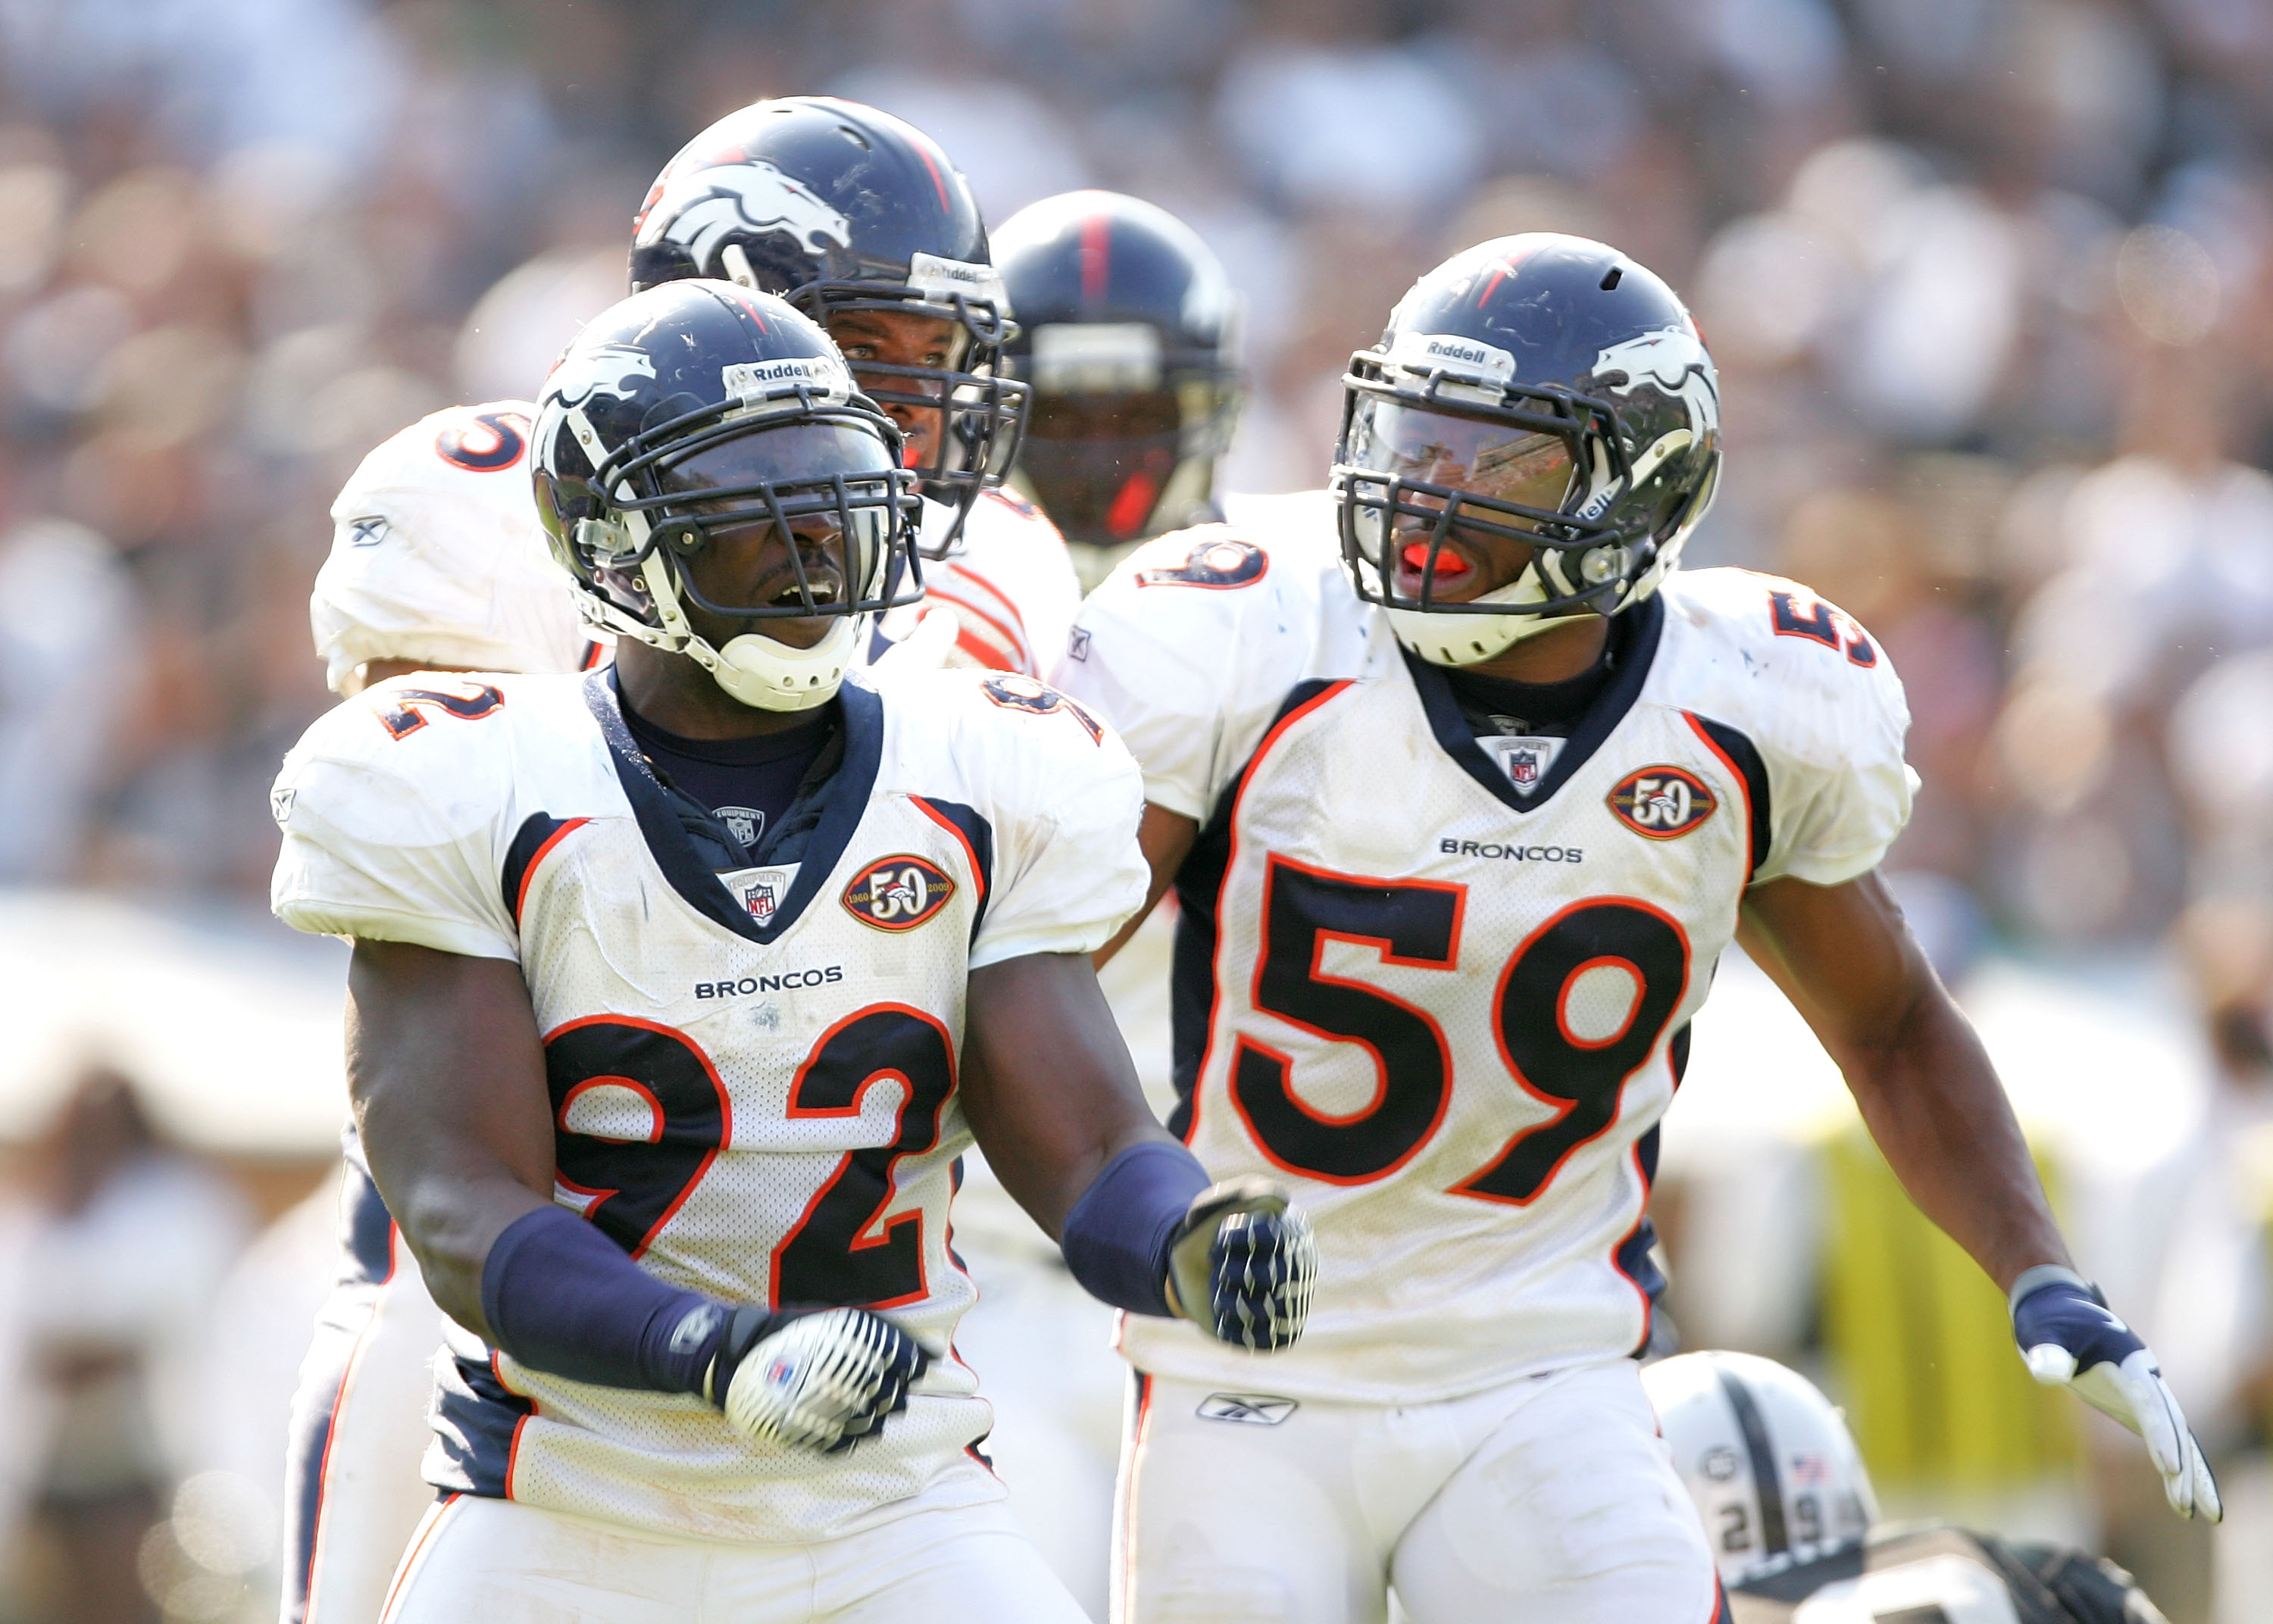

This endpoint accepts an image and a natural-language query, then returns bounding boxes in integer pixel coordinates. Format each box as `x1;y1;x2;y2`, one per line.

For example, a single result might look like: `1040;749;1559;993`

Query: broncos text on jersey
1052;526;1914;1403
268;664;1146;1543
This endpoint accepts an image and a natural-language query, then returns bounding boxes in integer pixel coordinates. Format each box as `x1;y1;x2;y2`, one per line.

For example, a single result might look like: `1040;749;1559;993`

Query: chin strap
1384;560;1567;667
704;623;857;710
636;551;857;712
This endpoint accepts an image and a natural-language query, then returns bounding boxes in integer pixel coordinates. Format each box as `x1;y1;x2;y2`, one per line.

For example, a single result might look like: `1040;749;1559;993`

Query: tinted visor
644;420;917;620
1345;398;1577;532
1334;387;1632;614
1019;391;1184;545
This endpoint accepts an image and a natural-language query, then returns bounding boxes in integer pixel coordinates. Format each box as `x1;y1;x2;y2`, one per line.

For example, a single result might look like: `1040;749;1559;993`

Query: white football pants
284;1180;449;1624
1113;1358;1725;1624
380;1491;1092;1624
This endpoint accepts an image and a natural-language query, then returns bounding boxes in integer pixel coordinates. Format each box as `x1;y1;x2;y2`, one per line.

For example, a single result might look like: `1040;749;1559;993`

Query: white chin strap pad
697;617;858;711
636;551;858;712
1386;563;1568;667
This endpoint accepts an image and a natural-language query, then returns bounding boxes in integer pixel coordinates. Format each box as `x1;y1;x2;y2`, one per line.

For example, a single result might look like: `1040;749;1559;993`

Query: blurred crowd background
3;0;2273;1619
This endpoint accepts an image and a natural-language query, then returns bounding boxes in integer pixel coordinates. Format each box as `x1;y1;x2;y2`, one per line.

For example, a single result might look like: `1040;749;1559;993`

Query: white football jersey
314;402;599;694
1053;525;1914;1403
873;490;1083;676
268;665;1147;1543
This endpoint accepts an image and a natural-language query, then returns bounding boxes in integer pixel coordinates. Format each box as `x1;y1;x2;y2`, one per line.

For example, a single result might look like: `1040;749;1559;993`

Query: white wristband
2007;1263;2093;1321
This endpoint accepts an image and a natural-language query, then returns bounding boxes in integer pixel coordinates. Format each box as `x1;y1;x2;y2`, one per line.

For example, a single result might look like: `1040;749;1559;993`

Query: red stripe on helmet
1474;244;1540;307
1081;214;1111;306
911;141;952;212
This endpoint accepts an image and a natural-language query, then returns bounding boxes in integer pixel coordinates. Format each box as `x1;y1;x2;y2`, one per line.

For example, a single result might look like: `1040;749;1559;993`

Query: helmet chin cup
1383;561;1572;667
699;617;857;711
635;548;855;711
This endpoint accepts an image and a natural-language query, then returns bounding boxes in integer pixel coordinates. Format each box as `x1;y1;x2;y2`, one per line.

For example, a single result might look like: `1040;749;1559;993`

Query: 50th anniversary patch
1607;766;1717;839
841;854;956;932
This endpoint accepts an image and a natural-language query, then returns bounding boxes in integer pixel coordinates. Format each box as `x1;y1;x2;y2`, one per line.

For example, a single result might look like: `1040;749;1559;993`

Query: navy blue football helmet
630;98;1027;554
532;280;922;711
993;191;1242;580
1332;234;1721;667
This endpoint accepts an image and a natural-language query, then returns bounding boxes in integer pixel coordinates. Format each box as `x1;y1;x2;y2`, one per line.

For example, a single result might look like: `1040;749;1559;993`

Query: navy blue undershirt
619;697;835;857
1440;611;1630;739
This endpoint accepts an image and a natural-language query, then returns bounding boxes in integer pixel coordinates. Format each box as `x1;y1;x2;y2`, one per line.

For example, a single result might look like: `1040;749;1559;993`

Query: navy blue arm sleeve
1060;1141;1212;1317
480;1204;729;1394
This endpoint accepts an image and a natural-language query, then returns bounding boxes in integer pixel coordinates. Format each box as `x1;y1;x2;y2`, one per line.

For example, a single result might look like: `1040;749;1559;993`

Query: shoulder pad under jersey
315;401;589;692
1649;567;1915;888
860;666;1148;965
269;672;604;957
1054;518;1372;823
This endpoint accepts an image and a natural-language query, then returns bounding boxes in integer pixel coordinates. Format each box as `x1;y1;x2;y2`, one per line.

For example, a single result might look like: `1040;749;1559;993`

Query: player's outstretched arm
962;951;1315;1350
1738;873;2220;1521
348;938;924;1452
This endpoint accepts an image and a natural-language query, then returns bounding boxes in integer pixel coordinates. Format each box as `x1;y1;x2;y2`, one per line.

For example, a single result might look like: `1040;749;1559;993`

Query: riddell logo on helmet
1387;329;1515;384
909;252;1008;304
722;356;849;404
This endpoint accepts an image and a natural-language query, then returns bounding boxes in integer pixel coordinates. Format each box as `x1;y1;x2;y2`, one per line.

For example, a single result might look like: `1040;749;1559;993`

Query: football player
285;399;599;1624
1647;1351;2172;1623
268;283;1315;1622
1050;233;2217;1622
990;190;1246;594
631;95;1080;676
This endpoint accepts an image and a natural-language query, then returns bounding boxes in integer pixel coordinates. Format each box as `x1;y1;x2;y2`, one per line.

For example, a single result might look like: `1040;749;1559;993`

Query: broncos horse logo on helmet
633;159;855;271
541;345;658;417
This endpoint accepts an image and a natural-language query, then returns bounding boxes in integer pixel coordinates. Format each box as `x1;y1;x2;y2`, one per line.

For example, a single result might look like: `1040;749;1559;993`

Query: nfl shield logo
1482;733;1562;794
718;805;764;849
742;879;777;923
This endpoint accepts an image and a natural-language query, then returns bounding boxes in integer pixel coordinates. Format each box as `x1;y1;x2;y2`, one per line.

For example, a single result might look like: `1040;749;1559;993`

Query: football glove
2009;1266;2221;1521
1163;1178;1318;1352
705;1306;927;1454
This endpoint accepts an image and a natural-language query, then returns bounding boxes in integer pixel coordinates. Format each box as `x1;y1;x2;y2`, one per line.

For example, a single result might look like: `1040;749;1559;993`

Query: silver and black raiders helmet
1333;233;1721;667
531;280;922;712
1642;1351;1877;1588
993;190;1243;587
630;96;1027;556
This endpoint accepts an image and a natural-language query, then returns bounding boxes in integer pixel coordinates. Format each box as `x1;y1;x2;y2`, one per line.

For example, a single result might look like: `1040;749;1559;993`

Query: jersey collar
1401;590;1664;816
583;668;884;944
